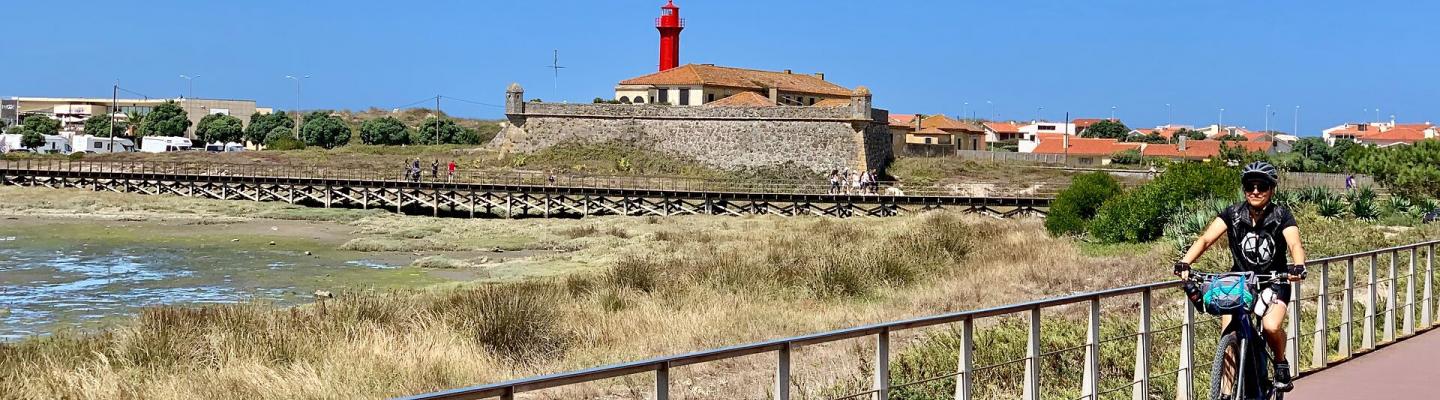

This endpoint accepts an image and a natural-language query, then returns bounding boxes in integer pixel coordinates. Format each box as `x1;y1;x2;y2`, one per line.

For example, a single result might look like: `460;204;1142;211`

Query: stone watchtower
849;86;872;120
505;83;526;115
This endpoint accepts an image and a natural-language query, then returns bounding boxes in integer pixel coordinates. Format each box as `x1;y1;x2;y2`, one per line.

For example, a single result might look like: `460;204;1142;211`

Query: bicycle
1187;271;1292;400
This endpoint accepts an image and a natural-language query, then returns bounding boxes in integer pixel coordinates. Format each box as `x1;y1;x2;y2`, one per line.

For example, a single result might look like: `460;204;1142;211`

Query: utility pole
180;74;199;137
1165;103;1172;126
1218;108;1225;136
286;75;310;138
435;95;442;145
1110;105;1116;120
111;83;118;151
1294;106;1300;137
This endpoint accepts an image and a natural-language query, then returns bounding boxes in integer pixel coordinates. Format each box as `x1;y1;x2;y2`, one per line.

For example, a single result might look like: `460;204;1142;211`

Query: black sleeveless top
1217;202;1297;273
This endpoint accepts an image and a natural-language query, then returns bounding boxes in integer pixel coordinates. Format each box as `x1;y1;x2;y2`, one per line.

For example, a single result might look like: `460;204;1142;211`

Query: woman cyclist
1173;161;1308;393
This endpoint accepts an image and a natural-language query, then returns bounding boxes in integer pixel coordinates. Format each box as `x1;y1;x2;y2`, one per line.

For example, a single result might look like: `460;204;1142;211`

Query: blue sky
3;0;1437;135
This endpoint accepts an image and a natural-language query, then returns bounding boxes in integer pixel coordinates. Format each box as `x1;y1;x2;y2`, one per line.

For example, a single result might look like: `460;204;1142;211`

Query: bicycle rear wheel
1210;332;1241;400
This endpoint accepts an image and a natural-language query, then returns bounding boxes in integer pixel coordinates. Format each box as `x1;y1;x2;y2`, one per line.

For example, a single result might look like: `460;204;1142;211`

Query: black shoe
1273;361;1293;392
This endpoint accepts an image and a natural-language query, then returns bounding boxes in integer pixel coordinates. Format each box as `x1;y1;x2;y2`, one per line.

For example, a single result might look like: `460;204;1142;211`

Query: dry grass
0;208;1175;400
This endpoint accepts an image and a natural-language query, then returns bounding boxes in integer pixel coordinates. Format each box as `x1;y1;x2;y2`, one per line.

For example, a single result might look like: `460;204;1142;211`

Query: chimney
1179;135;1187;152
767;87;779;104
914;115;922;131
815;72;825;81
783;69;792;74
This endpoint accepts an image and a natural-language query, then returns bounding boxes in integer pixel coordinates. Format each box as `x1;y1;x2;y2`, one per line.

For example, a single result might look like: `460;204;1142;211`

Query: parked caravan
140;136;193;153
70;134;136;153
0;134;71;154
204;142;246;152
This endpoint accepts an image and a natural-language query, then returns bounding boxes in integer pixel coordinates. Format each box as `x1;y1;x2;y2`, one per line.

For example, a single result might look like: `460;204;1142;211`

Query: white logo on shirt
1240;232;1275;266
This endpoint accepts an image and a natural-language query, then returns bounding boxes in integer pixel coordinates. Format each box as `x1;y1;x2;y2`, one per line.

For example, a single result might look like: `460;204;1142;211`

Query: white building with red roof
614;64;853;106
1322;121;1437;147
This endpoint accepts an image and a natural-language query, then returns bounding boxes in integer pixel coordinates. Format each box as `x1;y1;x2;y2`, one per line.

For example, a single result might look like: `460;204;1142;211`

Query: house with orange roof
1323;121;1438;146
891;114;986;151
1029;134;1142;166
983;121;1024;144
1141;137;1274;162
614;64;853;106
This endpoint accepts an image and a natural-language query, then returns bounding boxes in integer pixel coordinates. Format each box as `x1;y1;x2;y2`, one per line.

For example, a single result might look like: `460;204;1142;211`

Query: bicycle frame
1229;310;1273;399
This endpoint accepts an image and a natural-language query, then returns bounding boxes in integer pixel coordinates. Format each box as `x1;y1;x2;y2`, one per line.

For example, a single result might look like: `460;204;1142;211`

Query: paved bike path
1289;328;1440;399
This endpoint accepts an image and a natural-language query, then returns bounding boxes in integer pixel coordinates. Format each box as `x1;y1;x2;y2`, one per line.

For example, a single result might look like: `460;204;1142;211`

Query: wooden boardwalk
0;162;1051;219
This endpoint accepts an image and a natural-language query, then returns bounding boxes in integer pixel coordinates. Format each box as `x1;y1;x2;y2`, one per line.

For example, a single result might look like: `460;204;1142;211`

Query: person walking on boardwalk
447;160;457;182
412;158;422;182
828;170;840;194
404;160;413;181
431;159;439;181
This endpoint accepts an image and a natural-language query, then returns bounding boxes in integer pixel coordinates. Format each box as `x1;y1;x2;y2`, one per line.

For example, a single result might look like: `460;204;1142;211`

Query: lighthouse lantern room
656;0;684;71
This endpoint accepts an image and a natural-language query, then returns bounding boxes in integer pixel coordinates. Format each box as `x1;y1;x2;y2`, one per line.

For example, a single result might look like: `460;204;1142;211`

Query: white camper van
0;134;71;154
140;136;193;153
70;134;136;153
204;142;246;152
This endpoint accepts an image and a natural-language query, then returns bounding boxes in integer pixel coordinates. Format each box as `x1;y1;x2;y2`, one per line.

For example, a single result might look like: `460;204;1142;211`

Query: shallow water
0;230;432;341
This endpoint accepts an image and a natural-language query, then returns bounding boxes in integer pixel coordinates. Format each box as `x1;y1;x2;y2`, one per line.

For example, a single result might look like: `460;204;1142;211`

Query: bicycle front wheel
1210;332;1241;400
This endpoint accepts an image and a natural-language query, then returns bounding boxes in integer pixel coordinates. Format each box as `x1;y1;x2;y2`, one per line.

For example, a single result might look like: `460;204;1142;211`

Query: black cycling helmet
1241;161;1278;186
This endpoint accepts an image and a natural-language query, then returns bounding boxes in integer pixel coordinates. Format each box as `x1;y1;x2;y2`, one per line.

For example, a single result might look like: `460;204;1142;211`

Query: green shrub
1163;197;1234;255
1090;163;1238;243
1345;186;1380;220
1044;172;1123;236
1316;193;1346;218
1110;149;1143;165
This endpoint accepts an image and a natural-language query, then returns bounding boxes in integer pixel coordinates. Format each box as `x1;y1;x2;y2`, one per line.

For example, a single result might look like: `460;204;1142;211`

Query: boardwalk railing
401;240;1439;400
0;159;1064;198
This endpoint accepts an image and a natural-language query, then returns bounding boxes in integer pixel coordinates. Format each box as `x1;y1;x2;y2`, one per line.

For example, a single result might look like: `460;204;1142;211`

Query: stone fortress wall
490;84;893;174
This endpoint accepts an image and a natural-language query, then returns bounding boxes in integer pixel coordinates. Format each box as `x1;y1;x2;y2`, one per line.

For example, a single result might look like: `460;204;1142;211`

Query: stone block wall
494;86;892;174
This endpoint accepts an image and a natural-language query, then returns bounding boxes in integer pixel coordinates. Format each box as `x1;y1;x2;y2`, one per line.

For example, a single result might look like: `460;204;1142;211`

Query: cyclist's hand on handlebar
1173;261;1190;280
1288;264;1306;281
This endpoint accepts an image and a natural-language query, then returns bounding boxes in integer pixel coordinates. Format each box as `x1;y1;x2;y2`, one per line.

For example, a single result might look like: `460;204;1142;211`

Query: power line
115;86;156;100
388;96;440;111
439;95;503;108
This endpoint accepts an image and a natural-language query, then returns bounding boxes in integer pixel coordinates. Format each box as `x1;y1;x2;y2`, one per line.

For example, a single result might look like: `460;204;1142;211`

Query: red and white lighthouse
656;0;684;71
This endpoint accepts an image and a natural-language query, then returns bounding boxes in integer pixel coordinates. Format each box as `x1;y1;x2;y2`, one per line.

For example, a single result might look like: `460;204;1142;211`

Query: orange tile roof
1072;118;1117;129
620;64;853;97
703;91;774;107
984;121;1023;133
889;114;917;127
1141;140;1273;159
1361;124;1431;142
1032;136;1141;156
812;98;849;108
920;114;983;133
912;127;950;135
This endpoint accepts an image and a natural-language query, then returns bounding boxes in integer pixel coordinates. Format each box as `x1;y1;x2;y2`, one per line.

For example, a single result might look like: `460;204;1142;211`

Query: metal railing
400;240;1439;400
0;159;1063;198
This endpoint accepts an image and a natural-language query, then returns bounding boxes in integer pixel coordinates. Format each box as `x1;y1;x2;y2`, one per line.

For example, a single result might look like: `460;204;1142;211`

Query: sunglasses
1244;182;1274;193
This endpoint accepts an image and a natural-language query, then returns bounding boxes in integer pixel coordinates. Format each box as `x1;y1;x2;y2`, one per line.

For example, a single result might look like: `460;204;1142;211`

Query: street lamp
1294;106;1300;137
962;102;968;122
1035;106;1044;123
1264;104;1271;135
1110;105;1116;120
285;75;310;138
987;100;994;120
1219;108;1225;136
180;74;199;137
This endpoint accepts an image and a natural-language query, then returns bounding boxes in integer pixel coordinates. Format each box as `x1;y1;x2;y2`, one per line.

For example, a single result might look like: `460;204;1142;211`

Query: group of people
404;159;458;182
827;168;880;195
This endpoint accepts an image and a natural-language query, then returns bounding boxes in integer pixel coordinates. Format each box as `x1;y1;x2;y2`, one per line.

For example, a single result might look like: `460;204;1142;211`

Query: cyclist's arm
1177;217;1228;277
1283;225;1306;280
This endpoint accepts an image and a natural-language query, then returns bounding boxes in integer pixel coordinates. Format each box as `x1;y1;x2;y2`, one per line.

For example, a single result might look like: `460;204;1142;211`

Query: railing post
1024;307;1040;400
1083;298;1100;400
1342;258;1353;359
1314;262;1330;369
776;344;791;400
1386;251;1398;342
1287;276;1300;379
655;364;669;400
1176;298;1194;400
1426;244;1435;328
1405;248;1416;336
1365;254;1377;350
954;317;973;400
1133;289;1151;400
873;329;890;400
